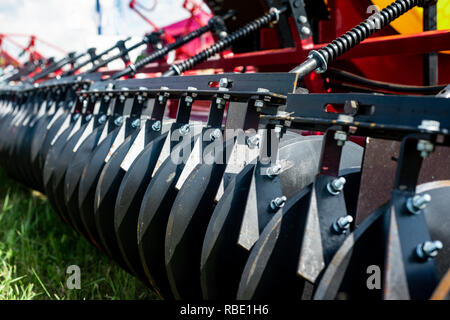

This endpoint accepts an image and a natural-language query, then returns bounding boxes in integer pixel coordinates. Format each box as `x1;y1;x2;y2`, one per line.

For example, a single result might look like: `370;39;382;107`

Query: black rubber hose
327;82;386;94
162;6;287;77
327;68;447;93
291;0;425;77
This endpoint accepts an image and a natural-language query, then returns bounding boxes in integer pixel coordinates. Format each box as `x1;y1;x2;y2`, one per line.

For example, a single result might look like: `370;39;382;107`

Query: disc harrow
0;0;449;300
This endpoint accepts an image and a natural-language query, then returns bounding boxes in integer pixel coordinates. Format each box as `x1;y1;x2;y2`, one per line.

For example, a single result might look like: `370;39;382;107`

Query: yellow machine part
321;0;450;32
371;0;450;33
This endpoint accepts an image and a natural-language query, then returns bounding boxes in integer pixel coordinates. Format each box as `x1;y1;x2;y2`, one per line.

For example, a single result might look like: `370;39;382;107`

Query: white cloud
0;0;197;66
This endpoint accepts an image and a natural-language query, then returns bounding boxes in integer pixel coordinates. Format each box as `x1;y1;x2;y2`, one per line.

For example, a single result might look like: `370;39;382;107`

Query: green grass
0;170;159;300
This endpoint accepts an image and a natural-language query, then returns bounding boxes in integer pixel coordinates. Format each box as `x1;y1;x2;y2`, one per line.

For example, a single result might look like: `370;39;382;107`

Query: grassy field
0;170;158;300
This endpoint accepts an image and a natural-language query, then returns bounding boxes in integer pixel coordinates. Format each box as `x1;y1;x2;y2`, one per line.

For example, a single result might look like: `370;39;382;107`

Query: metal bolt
85;114;92;122
418;120;440;132
152;120;161;131
131;119;141;128
417;139;434;158
98;114;107;124
209;128;222;141
406;194;431;214
178;124;190;135
257;88;269;93
297;15;308;24
137;95;143;104
187;86;197;91
337;114;354;123
119;95;126;103
266;164;282;178
416;240;443;260
327;177;346;195
215;97;226;109
247;135;260;148
275;125;283;138
114;116;123;126
185;96;194;105
218;31;228;39
104;95;111;102
159;86;169;103
301;26;311;35
219;78;230;88
73;113;80;121
270;196;287;211
82;99;88;108
334;131;348;147
106;83;114;90
254;100;264;108
333;215;353;234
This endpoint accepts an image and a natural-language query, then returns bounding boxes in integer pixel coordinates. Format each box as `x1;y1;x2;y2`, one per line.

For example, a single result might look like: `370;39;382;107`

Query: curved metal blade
313;182;450;300
137;129;200;299
236;159;363;299
78;125;123;252
114;126;170;280
200;136;324;299
64;122;108;243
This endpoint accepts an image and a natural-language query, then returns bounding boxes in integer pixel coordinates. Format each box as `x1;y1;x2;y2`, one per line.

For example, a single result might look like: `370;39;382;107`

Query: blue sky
0;0;207;64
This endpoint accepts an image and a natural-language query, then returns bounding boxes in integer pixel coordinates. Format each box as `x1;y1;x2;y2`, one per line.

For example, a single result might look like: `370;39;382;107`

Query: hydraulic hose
327;68;446;94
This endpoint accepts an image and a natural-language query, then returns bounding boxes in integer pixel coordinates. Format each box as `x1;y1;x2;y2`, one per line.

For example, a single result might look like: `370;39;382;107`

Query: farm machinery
0;0;449;300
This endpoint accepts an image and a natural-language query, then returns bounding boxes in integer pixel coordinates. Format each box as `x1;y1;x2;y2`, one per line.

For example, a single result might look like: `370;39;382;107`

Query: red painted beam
312;30;450;60
105;29;450;77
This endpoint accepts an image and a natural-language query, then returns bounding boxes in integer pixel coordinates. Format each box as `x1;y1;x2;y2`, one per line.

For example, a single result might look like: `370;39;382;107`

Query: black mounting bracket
285;0;312;40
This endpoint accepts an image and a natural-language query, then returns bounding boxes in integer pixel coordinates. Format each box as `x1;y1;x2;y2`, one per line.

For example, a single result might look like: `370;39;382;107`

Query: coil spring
111;24;213;80
137;25;212;71
318;0;421;65
166;8;281;76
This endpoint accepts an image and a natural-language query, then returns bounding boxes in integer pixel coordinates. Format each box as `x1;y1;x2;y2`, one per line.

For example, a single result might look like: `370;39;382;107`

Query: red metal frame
119;23;450;82
0;33;67;69
10;0;448;92
122;0;450;90
314;30;450;60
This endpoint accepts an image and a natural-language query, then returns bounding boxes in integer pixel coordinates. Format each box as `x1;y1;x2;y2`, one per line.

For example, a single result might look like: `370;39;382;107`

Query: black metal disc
94;132;140;274
114;130;168;280
77;126;123;250
137;131;199;299
200;136;324;299
63;122;108;240
235;144;363;300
